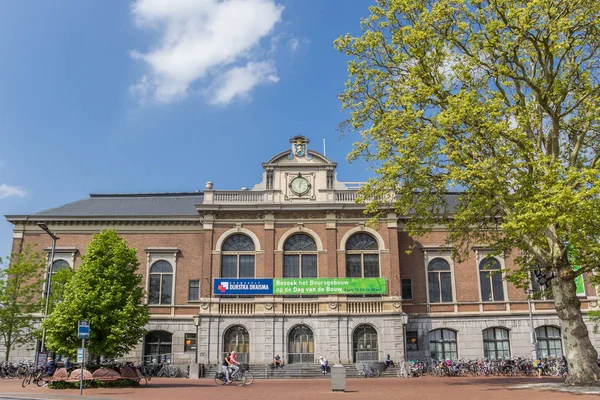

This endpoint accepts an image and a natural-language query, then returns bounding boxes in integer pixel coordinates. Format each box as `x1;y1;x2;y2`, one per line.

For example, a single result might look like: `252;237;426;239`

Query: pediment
264;150;336;167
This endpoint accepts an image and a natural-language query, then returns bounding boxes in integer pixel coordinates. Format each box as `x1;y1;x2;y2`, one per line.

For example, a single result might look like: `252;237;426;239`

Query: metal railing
288;353;315;364
355;351;379;362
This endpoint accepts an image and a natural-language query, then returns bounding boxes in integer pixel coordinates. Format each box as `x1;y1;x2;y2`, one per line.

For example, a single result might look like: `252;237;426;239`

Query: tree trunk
553;270;600;386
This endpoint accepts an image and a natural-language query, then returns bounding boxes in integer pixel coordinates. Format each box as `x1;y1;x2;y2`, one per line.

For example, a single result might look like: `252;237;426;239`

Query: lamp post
37;223;59;361
526;289;537;359
192;315;200;364
401;313;409;361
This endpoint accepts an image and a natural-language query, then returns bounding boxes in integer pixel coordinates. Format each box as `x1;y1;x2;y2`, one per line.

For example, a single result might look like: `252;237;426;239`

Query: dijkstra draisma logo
217;281;229;293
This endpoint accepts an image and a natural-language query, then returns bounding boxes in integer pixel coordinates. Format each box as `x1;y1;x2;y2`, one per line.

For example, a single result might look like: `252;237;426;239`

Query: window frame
536;326;563;358
188;280;200;302
426;258;454;304
283;234;318;279
148;260;174;305
406;331;418;350
429;329;458;361
345;233;380;279
184;333;197;353
482;327;511;359
401;279;413;300
220;234;256;279
478;257;505;302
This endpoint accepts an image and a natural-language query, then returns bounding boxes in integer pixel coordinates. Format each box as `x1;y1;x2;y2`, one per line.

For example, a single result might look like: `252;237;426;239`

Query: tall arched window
479;258;504;301
288;325;314;364
428;258;453;303
223;325;250;364
353;324;378;362
483;328;510;359
283;234;317;278
148;260;173;305
144;330;172;363
51;259;70;274
536;326;563;357
221;234;255;278
346;233;379;278
429;329;457;360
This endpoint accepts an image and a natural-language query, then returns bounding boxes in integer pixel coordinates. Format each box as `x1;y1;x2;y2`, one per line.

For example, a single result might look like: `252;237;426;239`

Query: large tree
0;246;45;361
335;0;600;386
43;230;148;359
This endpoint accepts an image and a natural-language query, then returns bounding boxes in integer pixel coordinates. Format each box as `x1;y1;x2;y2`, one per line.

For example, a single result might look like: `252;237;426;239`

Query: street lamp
401;313;409;361
192;315;200;364
526;289;538;360
37;223;59;362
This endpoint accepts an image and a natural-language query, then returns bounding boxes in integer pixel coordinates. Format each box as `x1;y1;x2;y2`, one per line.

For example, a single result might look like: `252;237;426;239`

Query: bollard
331;364;346;392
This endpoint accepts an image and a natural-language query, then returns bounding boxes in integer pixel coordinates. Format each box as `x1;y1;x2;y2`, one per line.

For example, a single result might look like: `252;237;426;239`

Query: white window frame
422;248;457;309
145;248;179;306
474;249;509;306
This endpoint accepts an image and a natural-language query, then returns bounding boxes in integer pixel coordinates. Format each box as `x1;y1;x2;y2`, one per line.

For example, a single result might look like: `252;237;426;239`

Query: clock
289;175;311;196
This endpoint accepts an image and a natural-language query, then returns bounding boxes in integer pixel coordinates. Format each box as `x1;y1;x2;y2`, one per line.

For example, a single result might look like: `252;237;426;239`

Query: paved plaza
0;376;593;400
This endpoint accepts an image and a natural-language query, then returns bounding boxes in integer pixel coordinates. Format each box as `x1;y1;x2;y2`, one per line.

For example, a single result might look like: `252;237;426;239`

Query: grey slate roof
31;193;204;217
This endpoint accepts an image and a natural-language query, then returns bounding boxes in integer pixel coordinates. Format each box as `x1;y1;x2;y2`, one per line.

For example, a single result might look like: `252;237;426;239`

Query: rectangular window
239;255;255;278
284;255;300;277
161;274;172;304
301;255;318;277
346;254;361;277
148;275;161;304
406;331;418;350
184;333;197;353
363;254;379;277
188;280;199;301
221;255;237;278
401;279;413;300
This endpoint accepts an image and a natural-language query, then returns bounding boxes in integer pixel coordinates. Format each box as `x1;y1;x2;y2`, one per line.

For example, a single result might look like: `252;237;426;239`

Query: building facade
5;136;600;365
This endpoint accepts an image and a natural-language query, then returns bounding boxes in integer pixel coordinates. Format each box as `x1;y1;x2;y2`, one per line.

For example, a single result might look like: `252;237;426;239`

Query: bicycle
21;368;45;388
156;363;179;378
215;367;247;386
358;364;380;378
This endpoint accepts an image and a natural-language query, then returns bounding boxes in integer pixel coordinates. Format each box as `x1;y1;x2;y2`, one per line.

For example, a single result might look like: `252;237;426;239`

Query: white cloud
0;184;26;200
210;61;279;105
130;0;284;105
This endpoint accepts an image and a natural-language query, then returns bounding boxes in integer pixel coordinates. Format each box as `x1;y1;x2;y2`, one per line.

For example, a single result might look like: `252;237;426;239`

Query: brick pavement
0;376;586;400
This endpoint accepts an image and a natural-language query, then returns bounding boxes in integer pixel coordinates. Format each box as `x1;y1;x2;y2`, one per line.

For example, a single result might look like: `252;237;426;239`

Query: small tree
0;246;45;361
43;230;148;359
336;0;600;386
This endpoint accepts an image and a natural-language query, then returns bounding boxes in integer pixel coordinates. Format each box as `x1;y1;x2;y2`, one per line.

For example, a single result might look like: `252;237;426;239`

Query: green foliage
335;0;600;283
0;245;45;361
49;378;141;389
43;230;148;358
48;267;74;315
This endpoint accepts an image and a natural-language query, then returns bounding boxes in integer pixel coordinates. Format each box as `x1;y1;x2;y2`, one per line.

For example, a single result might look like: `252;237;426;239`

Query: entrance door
288;325;314;364
223;325;250;364
353;324;378;362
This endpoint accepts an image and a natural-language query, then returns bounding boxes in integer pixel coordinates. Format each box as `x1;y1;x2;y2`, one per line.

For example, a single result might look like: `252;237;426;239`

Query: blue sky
0;0;376;257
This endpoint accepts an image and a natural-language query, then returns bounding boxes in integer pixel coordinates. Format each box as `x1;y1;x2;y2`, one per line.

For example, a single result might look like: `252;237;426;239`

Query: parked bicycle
358;364;380;378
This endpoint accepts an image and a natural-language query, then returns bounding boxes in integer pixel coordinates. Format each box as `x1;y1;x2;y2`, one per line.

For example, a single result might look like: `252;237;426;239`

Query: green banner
272;278;387;295
568;246;585;296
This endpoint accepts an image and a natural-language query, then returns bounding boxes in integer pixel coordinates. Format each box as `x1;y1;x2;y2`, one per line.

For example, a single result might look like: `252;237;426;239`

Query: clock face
290;176;310;196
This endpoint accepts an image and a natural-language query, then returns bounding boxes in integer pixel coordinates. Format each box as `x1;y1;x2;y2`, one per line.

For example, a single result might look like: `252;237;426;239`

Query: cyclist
221;353;232;384
229;351;240;377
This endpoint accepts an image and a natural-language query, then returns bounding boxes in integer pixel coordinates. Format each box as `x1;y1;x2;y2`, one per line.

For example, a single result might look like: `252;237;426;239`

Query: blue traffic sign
78;321;90;339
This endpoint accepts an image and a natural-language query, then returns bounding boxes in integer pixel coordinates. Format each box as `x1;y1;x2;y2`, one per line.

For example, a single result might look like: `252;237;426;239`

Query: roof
23;192;204;217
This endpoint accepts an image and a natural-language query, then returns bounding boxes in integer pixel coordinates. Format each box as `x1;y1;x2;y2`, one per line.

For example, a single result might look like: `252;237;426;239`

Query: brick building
5;136;599;366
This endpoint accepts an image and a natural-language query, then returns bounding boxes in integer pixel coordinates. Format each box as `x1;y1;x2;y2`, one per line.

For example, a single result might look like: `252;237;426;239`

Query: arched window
283;234;317;278
51;259;70;274
353;324;378;362
428;258;453;303
479;258;504;301
429;329;457;360
536;326;563;357
144;331;172;363
483;328;510;359
223;325;250;364
221;234;255;278
346;233;379;278
148;260;173;305
288;325;314;364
